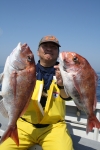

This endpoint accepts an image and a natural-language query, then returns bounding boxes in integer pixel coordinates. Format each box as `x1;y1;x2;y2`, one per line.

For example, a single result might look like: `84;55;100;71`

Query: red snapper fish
59;51;100;133
0;43;36;146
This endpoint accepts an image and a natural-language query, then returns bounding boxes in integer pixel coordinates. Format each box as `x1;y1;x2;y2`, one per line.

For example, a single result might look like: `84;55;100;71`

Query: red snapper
59;51;100;133
0;43;36;146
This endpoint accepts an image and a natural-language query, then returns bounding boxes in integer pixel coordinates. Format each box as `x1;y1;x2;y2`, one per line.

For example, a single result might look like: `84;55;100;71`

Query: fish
0;43;36;146
59;51;100;133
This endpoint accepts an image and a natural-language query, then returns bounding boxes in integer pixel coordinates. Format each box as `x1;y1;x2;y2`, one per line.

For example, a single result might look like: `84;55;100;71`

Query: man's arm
59;88;72;101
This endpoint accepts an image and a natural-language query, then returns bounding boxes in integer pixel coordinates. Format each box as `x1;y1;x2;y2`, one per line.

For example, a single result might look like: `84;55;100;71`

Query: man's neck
39;60;56;67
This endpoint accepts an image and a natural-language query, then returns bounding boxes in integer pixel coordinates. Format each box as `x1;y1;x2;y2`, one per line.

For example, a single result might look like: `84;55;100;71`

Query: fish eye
27;56;32;62
73;56;78;62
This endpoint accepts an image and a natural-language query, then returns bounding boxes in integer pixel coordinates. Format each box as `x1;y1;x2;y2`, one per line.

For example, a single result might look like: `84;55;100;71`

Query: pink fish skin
0;43;36;146
59;51;100;133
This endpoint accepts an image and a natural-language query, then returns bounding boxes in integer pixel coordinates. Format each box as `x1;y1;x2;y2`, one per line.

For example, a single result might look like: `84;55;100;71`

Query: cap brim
39;41;61;47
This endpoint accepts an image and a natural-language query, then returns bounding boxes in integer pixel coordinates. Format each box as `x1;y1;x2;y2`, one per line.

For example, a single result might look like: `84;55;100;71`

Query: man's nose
46;46;52;51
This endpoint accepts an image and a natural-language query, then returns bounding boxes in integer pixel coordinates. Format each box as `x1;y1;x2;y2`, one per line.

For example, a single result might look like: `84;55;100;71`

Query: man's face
38;42;59;61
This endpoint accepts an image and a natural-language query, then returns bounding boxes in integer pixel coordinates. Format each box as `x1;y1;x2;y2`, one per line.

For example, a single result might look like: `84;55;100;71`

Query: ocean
0;66;100;102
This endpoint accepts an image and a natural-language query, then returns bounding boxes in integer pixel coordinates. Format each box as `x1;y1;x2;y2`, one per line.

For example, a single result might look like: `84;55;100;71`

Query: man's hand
54;64;71;100
54;65;63;86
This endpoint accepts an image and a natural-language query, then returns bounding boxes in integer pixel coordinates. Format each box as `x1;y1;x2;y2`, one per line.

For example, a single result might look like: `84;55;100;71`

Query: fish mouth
9;43;29;70
59;53;68;72
9;57;26;70
63;65;67;72
59;52;76;73
59;52;70;63
12;59;26;70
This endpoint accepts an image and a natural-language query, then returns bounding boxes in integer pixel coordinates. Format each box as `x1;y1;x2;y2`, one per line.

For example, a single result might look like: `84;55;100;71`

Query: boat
0;100;100;149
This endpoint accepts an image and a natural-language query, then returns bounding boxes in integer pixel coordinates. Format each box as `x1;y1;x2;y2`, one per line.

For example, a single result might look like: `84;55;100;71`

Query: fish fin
93;95;97;111
10;71;17;99
0;125;19;146
0;72;4;84
93;71;98;111
0;99;8;118
86;114;100;134
73;75;82;98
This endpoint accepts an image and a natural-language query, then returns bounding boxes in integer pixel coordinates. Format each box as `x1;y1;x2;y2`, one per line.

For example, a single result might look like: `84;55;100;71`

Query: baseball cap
38;35;61;47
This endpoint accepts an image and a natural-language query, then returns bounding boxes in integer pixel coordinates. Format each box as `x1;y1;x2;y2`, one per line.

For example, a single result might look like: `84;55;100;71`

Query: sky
0;0;100;72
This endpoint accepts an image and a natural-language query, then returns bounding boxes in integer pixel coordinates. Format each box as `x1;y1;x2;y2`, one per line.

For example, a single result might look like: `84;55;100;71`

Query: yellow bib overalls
0;78;73;150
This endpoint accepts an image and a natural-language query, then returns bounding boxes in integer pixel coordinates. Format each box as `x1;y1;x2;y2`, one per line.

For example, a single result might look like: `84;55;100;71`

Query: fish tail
86;114;100;134
0;125;19;146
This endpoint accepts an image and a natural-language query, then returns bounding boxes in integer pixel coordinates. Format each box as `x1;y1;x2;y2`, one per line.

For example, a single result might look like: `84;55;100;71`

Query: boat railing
0;101;100;149
65;101;100;142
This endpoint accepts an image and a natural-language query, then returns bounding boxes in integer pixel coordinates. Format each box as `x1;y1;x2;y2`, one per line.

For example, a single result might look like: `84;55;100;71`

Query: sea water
97;72;100;102
0;66;100;102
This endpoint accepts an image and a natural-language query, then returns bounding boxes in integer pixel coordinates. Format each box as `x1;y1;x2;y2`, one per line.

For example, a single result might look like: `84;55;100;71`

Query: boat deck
71;134;100;150
0;129;100;150
29;134;100;150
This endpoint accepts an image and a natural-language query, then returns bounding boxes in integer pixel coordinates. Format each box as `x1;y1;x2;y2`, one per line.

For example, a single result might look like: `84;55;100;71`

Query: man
0;35;73;150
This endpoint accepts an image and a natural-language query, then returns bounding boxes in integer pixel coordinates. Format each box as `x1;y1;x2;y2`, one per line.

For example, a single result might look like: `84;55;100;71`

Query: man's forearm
60;89;72;101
